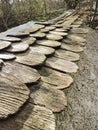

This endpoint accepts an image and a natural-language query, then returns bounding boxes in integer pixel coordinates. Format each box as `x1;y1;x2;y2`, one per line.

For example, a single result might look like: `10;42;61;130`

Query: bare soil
56;28;98;130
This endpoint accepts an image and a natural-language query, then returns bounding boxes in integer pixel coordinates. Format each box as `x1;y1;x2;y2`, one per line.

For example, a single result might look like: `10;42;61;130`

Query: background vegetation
0;0;97;32
0;0;66;32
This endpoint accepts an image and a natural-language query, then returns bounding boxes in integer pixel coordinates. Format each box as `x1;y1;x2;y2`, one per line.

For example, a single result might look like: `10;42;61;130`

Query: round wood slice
30;32;46;39
61;43;84;52
30;82;67;112
55;49;80;61
37;40;61;48
0;104;55;130
25;25;45;33
0;41;11;50
45;26;56;31
71;28;89;34
0;72;30;119
6;43;29;53
17;105;55;130
2;62;40;84
67;35;86;43
40;28;50;33
0;37;21;42
7;32;29;38
39;67;73;89
30;46;55;56
23;37;36;45
0;53;16;60
54;28;67;32
46;34;63;41
62;39;86;46
49;31;68;37
45;57;78;73
15;52;46;67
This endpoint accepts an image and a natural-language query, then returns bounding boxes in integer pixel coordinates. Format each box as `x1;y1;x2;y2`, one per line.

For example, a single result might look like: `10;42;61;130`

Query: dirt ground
56;28;98;130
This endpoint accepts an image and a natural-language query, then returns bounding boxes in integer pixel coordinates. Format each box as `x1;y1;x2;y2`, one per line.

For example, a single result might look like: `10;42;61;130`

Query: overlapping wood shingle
0;9;89;130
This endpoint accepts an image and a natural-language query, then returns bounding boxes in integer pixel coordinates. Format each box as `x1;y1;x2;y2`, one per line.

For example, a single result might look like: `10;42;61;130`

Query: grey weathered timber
45;26;56;31
39;67;73;89
49;31;68;36
0;41;11;50
25;24;45;33
70;28;89;34
67;34;86;43
0;37;21;42
30;32;46;39
0;104;55;130
0;72;30;119
7;32;29;38
0;53;16;60
55;49;80;61
6;43;29;53
37;40;61;48
45;57;78;73
30;46;55;56
1;62;40;84
46;34;63;41
61;43;84;52
15;51;46;67
30;82;67;112
22;37;36;45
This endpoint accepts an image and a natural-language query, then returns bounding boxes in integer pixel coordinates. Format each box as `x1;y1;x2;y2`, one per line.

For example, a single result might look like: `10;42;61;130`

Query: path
56;29;98;130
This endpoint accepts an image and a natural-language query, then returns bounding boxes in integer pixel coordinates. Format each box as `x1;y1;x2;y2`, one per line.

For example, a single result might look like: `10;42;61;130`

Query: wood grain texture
45;57;78;73
1;62;40;84
30;82;67;112
0;72;30;119
39;67;73;89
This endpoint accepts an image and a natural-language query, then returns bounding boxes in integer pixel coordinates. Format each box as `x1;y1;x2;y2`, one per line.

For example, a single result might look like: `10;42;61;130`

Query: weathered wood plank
37;40;61;48
30;46;55;56
0;72;30;119
63;38;86;46
61;43;84;52
0;37;21;42
39;67;73;89
0;53;16;60
30;32;46;39
46;34;63;41
0;41;11;50
25;25;45;33
55;49;80;61
22;37;36;45
70;28;89;34
1;62;40;84
6;43;29;53
45;26;56;31
54;28;67;32
30;82;67;112
40;28;50;33
49;31;68;37
15;51;46;67
0;104;55;130
67;35;86;43
52;24;63;28
7;32;29;38
45;57;78;73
